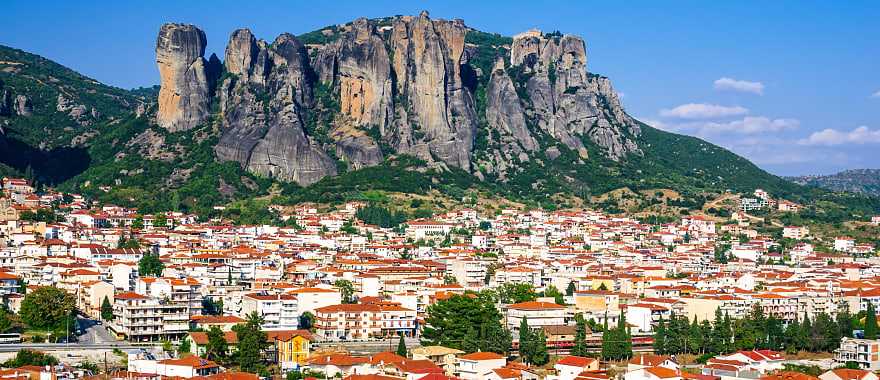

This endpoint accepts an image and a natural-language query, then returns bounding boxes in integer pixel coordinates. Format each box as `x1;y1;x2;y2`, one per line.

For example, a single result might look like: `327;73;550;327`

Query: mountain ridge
0;13;877;219
787;169;880;197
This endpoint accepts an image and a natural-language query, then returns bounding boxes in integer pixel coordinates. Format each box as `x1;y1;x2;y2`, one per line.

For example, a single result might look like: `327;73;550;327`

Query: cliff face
155;13;645;185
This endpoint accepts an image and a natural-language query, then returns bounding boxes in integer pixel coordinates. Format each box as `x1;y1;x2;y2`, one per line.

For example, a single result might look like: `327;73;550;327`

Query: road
76;317;116;345
0;343;153;353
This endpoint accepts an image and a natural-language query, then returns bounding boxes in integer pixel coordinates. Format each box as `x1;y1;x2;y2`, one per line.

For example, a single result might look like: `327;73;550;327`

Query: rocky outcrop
510;29;639;160
155;23;214;132
14;95;31;116
0;89;11;117
156;15;642;186
388;12;476;170
214;29;337;185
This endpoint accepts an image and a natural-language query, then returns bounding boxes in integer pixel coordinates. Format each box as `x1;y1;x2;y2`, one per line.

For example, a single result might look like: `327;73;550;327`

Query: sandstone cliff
155;14;644;186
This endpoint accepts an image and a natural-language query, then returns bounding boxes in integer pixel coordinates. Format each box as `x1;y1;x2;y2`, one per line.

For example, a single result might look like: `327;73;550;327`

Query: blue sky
2;1;877;176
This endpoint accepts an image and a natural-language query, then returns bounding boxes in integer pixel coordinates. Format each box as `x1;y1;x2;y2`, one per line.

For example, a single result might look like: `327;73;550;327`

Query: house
819;369;879;380
553;356;599;380
628;355;679;372
715;350;784;373
626;303;671;333
624;367;682;380
185;331;238;356
308;354;371;378
834;237;855;253
128;355;221;378
782;226;808;240
189;315;246;332
266;330;313;370
506;301;566;336
411;346;464;376
456;351;506;380
834;338;880;370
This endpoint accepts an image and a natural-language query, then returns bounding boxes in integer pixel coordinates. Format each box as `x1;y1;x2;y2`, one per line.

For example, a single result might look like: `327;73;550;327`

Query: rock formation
155;14;643;185
155;23;214;132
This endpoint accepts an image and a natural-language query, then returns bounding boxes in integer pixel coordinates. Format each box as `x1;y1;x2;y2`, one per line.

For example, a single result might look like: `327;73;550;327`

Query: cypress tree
572;313;589;357
865;303;878;340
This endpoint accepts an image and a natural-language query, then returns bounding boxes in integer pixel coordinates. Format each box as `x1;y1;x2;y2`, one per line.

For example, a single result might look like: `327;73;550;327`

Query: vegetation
334;279;356;304
602;313;632;360
204;326;229;363
497;283;538;304
518;317;549;365
138;252;164;277
396;334;407;357
2;349;59;367
20;287;76;334
422;292;512;354
654;305;855;356
232;312;269;373
101;296;114;321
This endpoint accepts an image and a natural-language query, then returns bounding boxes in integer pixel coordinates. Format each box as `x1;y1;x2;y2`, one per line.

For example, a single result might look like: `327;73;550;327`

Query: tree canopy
422;292;511;354
20;287;76;332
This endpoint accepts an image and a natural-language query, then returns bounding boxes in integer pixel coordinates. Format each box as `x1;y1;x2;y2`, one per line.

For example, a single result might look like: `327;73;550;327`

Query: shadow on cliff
0;135;90;185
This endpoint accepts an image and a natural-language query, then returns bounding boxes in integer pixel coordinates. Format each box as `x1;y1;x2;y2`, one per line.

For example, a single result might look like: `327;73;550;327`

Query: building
505;301;566;336
128;355;221;378
834;338;880;371
819;369;879;380
267;330;313;370
241;292;299;329
782;226;809;240
411;346;464;376
313;303;417;341
456;351;507;380
554;356;599;380
110;292;190;342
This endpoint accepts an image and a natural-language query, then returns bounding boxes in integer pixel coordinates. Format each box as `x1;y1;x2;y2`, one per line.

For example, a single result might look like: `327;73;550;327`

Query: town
0;176;878;380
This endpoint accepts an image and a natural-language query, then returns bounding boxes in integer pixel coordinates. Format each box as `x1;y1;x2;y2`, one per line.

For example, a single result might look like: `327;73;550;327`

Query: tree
497;283;537;304
443;275;458;285
154;213;167;228
20;287;75;331
597;282;608;291
335;279;356;304
162;339;173;352
2;349;58;367
138;253;164;277
202;297;223;316
519;317;534;364
101;296;114;321
300;312;315;331
204;326;228;363
233;312;269;373
653;316;668;354
865;303;878;340
566;281;576;296
544;285;565;305
422;293;510;354
132;216;144;230
571;313;589;357
179;338;192;356
531;328;549;365
396;334;407;357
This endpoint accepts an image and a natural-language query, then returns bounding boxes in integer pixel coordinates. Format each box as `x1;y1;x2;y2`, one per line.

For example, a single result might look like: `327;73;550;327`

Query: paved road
0;343;154;353
76;317;116;345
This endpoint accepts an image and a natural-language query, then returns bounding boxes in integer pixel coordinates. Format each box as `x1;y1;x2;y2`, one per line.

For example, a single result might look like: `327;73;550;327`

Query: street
76;316;117;345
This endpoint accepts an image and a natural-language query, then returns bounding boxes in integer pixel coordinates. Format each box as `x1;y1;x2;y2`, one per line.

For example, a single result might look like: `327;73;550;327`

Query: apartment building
241;292;299;329
835;338;880;371
110;291;191;342
313;303;416;341
506;301;566;336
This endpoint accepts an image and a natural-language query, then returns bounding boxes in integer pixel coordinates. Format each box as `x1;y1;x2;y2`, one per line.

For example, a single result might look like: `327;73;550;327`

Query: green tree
544;285;565;305
653;316;667;354
461;326;479;353
396;333;408;357
518;317;534;363
179;338;192;355
300;311;315;332
204;326;228;363
138;253;164;277
132;216;144;230
865;303;878;340
571;313;589;357
334;279;356;304
531;328;549;365
2;349;58;367
233;312;269;373
100;296;114;321
566;281;576;296
497;283;537;304
422;293;510;354
154;213;167;228
20;287;76;331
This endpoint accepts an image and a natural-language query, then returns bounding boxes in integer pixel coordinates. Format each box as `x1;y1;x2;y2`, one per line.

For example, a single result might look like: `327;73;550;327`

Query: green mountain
0;16;877;220
788;169;880;197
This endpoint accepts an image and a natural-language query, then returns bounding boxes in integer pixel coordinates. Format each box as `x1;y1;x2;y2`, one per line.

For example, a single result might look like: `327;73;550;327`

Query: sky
1;0;877;176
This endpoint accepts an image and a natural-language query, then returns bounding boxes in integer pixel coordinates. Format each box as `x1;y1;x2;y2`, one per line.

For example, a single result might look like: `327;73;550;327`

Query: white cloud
798;126;880;146
872;90;880;98
659;103;749;119
649;116;798;136
699;116;799;135
714;77;765;95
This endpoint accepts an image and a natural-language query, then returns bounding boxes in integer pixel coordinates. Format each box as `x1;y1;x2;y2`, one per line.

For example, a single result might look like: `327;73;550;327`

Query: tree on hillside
422;293;511;354
571;313;589;357
497;283;537;304
138;253;164;277
396;334;407;357
20;287;75;332
233;312;269;373
518;317;534;364
865;303;878;340
204;326;228;363
101;296;114;321
334;279;356;304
